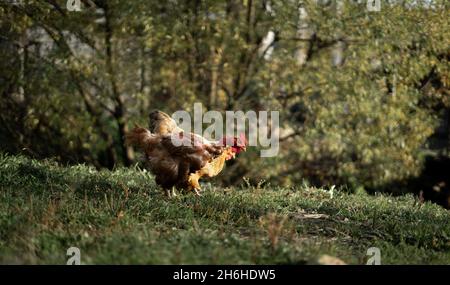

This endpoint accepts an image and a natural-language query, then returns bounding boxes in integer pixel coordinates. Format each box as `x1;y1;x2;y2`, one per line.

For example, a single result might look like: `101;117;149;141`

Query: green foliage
0;1;449;191
249;1;449;190
1;154;450;264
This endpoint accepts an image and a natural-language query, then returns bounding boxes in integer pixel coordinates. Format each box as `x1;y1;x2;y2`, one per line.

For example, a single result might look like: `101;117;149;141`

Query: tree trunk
209;46;221;109
104;2;133;166
332;1;345;67
295;3;312;66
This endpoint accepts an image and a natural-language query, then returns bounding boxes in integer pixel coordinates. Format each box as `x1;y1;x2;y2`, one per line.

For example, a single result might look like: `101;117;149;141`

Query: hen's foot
188;174;201;189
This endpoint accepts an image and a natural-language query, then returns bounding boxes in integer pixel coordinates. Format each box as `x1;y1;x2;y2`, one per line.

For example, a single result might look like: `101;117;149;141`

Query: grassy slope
0;154;449;265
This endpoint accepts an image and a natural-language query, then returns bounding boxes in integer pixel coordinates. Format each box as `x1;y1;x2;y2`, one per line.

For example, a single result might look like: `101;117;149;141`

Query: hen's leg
171;187;177;197
157;176;172;198
193;188;201;196
188;173;202;196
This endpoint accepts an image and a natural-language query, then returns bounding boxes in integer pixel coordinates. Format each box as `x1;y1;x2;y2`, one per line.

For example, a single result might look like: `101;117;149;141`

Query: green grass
0;154;449;264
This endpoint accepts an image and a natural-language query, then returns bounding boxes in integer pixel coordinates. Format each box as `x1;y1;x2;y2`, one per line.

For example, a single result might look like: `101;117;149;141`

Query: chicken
125;111;246;197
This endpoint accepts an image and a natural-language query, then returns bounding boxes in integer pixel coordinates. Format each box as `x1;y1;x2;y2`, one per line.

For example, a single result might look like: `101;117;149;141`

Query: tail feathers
125;126;156;150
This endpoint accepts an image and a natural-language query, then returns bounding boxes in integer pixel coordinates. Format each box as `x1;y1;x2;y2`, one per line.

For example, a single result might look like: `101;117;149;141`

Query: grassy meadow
0;154;449;265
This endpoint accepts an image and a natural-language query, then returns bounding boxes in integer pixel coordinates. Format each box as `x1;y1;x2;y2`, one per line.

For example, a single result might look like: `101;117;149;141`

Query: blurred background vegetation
0;1;449;205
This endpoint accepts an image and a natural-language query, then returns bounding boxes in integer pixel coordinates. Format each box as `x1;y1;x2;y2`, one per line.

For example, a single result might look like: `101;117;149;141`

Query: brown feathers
126;110;246;197
148;110;184;135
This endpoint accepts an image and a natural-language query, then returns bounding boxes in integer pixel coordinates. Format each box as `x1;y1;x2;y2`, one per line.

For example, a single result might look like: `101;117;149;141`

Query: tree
0;0;449;194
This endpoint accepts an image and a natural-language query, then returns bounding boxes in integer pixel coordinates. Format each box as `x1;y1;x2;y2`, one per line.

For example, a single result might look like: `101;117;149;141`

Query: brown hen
126;111;246;196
